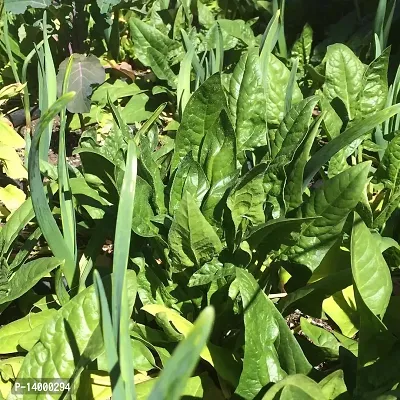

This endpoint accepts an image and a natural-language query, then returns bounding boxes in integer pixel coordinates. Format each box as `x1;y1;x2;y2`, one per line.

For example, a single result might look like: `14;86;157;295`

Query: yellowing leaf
0;185;26;213
322;285;359;337
0;357;24;398
77;371;112;400
0;146;27;180
0;83;26;106
0;120;25;148
141;304;214;366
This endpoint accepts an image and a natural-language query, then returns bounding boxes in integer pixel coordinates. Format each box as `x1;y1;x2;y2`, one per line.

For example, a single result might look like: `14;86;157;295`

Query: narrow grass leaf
28;92;77;288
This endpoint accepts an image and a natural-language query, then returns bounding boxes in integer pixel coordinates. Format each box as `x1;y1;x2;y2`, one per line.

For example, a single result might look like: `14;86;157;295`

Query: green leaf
266;54;303;126
171;74;226;171
129;17;182;68
323;44;365;120
168;192;223;270
271;96;319;161
300;318;340;359
28;93;77;288
0;258;62;305
139;137;166;214
235;268;311;400
304;104;400;187
217;19;256;47
319;370;350;400
4;0;50;14
283;163;370;271
262;374;326;399
227;163;268;234
228;48;267;154
291;24;313;76
96;0;123;14
351;213;392;316
200;111;238;226
188;261;235;287
148;307;215;400
0;310;57;354
11;272;136;393
57;54;106;114
147;47;178;88
169;154;209;214
284;112;324;211
356;47;390;118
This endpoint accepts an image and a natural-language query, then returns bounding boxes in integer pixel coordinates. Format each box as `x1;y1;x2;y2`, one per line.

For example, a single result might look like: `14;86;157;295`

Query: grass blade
39;11;57;162
177;46;195;115
28;92;77;288
148;307;215;400
58;55;77;263
94;270;125;398
285;57;299;114
303;104;400;188
112;140;138;397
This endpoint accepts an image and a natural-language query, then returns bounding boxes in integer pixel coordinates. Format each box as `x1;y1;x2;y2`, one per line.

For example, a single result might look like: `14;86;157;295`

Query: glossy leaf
356;47;390;118
11;272;137;396
323;44;365;120
171;74;226;171
169;155;209;214
319;370;350;399
235;268;311;399
0;258;62;305
283;163;370;271
351;213;392;316
0;310;56;354
227;163;268;234
228;48;267;153
262;375;326;399
168;192;223;270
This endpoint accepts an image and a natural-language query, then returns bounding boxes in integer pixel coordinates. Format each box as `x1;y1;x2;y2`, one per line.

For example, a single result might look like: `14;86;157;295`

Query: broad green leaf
0;197;34;256
304;104;400;187
168;192;223;270
351;214;392;316
139;137;166;214
200;110;237;226
0;258;62;305
129;17;182;68
322;286;359;337
266;54;303;126
147;307;214;400
217;19;256;47
291;24;313;76
283;163;370;271
228;48;267;154
263;374;326;399
188;261;235;287
132;177;158;237
0;310;56;354
147;47;178;88
284;112;324;211
4;0;50;14
227;163;268;234
171;74;226;171
356;47;390;118
10;271;137;398
92;81;145;107
169;154;209;214
235;269;311;400
319;370;350;399
96;0;123;14
57;54;106;114
300;318;340;359
323;44;365;120
272;96;319;161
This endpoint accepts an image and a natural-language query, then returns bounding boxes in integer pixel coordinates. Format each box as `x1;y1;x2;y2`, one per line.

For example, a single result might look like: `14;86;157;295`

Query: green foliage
1;0;400;399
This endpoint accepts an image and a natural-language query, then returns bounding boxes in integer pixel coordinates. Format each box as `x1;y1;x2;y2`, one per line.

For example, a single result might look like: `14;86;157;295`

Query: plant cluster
0;0;399;399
